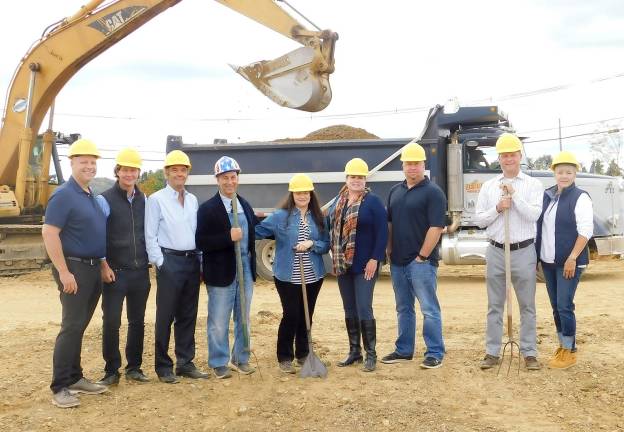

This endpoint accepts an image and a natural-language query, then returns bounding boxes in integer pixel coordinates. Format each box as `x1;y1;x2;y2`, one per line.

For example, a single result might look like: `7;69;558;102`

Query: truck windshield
464;146;500;172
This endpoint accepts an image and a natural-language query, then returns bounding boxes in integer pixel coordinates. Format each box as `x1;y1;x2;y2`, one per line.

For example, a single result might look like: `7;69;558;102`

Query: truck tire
255;239;276;281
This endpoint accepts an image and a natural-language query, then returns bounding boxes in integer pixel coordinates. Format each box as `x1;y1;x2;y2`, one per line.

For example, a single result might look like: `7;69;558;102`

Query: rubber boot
361;319;376;372
336;318;363;367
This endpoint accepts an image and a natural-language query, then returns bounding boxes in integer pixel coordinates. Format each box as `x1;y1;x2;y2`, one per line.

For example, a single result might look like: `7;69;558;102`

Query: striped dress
291;216;318;284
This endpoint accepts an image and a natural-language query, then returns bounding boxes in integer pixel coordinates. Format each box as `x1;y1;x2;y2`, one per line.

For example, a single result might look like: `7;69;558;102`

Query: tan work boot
548;349;576;369
547;347;563;368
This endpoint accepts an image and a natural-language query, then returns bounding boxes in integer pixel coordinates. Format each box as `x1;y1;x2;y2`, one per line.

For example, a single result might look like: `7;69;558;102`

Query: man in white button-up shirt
474;133;544;371
145;150;208;383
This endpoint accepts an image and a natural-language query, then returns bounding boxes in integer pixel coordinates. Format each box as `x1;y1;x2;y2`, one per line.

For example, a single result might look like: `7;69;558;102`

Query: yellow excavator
0;0;337;275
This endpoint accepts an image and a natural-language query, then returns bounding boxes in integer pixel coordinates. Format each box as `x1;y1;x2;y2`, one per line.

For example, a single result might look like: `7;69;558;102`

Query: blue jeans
337;271;377;321
206;256;254;368
390;261;445;360
542;263;583;350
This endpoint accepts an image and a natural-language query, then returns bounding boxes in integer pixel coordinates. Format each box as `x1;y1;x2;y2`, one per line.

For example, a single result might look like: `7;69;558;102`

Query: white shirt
145;184;198;267
540;193;593;264
475;172;544;243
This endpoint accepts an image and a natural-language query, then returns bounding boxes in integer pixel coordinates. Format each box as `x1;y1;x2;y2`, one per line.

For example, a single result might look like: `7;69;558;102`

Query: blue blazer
255;209;330;283
326;192;388;274
196;192;258;286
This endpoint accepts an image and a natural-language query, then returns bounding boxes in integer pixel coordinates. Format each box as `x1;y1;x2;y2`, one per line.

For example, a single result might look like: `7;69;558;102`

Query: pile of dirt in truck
275;125;380;142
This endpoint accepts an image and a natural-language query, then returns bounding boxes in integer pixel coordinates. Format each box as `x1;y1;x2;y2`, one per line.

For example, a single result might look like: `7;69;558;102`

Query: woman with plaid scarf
326;158;388;372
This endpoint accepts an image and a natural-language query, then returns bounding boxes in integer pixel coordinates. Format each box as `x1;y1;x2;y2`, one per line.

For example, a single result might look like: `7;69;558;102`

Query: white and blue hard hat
214;156;241;176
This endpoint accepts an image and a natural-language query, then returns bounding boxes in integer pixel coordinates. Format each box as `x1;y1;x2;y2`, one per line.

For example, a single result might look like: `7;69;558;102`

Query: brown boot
524;356;542;370
549;349;576;369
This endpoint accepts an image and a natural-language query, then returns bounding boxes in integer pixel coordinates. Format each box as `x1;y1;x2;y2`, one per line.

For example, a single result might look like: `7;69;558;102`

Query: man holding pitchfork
475;133;544;371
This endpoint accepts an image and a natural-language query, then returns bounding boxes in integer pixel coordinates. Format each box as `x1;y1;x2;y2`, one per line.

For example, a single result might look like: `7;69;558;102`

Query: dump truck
0;0;338;275
167;104;624;279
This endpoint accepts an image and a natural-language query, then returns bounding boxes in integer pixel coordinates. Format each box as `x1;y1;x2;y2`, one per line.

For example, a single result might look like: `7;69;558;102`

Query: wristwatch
417;253;429;261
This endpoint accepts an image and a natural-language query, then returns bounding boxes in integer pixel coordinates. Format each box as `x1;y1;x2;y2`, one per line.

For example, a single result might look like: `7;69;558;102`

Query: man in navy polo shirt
381;142;447;370
42;139;108;408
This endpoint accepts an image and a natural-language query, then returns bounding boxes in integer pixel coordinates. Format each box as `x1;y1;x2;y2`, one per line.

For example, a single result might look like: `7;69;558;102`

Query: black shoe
158;373;179;384
420;357;443;369
97;373;120;386
126;370;150;383
176;368;209;379
380;352;413;364
337;318;363;367
360;319;377;372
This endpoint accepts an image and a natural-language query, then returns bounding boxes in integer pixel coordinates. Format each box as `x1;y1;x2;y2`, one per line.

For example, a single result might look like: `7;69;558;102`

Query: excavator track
0;224;49;276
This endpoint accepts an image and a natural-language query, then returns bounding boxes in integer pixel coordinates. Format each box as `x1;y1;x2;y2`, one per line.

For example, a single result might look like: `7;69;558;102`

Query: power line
4;70;624;122
523;128;620;144
517;115;624;135
56;153;165;162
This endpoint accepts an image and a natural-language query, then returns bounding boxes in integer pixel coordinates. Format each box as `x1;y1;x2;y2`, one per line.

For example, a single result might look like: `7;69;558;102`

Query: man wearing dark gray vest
96;148;151;386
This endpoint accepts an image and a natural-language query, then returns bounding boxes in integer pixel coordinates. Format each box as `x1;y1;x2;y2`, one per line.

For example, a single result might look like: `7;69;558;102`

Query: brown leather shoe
524;356;542;370
479;354;500;370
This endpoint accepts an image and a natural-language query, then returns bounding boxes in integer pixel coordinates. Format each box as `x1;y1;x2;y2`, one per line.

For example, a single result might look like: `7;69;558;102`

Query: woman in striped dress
255;174;330;373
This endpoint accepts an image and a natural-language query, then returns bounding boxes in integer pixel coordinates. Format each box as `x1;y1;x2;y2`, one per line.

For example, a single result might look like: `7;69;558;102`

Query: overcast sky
2;0;624;177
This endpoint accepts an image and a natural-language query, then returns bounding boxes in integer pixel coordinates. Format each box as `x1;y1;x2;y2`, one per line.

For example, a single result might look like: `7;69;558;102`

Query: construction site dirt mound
275;125;379;142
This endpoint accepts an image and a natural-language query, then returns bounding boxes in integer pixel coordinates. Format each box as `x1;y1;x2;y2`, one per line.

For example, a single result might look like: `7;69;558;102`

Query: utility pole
558;118;562;151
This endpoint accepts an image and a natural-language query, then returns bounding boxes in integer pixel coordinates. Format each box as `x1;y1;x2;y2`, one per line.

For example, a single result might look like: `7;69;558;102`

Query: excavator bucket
231;46;332;112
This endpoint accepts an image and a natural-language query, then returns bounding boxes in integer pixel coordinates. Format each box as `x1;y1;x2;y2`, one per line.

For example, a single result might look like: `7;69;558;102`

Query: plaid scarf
330;186;369;275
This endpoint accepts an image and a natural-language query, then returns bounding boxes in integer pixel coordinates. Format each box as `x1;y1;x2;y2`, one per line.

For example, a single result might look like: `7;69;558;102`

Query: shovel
296;253;328;378
231;194;261;377
497;186;520;376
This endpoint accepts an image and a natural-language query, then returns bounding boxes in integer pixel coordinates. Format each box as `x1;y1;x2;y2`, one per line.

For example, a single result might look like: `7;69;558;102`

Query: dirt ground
0;260;623;432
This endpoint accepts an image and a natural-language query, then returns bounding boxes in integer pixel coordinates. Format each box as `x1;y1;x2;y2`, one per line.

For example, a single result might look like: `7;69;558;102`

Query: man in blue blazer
195;156;259;379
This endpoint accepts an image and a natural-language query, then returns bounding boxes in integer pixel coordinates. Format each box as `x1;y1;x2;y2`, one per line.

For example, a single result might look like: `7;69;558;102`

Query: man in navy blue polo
381;142;447;370
42;139;108;408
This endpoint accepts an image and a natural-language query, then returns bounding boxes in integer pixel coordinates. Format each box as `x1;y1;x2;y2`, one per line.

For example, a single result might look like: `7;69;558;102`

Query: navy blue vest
536;183;590;266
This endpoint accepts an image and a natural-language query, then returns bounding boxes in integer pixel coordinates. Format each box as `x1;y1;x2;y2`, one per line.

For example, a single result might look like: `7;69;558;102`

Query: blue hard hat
214;156;241;176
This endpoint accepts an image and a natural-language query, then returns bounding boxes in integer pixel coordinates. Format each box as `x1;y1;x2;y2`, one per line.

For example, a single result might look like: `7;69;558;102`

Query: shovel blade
231;46;332;112
299;352;328;379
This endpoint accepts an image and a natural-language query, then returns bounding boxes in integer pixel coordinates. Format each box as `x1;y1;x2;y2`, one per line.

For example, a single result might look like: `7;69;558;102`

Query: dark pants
155;253;200;376
274;278;323;362
102;268;151;375
337;271;377;320
50;260;102;394
542;263;583;350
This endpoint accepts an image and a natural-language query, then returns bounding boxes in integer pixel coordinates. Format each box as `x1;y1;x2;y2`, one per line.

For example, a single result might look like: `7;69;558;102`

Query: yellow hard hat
495;133;523;154
68;138;100;158
344;158;369;176
551;151;580;170
164;150;191;169
288;173;315;192
115;148;142;169
400;142;426;162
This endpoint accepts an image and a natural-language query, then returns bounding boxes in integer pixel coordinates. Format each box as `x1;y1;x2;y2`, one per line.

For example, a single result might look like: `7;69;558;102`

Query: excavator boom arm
0;0;337;194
